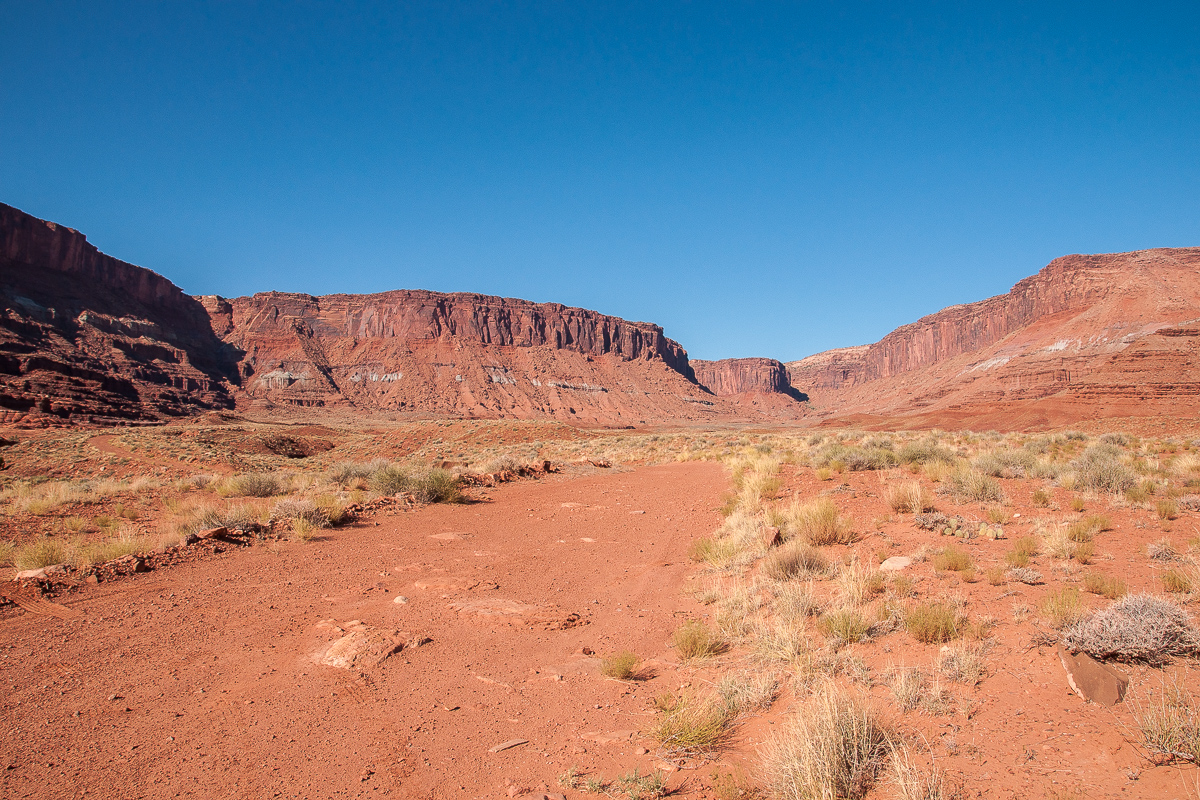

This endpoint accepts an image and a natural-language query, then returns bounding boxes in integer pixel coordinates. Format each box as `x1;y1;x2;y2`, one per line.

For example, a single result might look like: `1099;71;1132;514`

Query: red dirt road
0;462;729;799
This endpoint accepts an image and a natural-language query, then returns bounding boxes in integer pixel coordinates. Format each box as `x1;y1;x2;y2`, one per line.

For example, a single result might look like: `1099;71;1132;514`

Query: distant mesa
2;199;1197;430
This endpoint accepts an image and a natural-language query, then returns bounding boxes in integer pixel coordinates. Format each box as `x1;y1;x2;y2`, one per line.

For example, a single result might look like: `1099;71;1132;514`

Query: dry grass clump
888;667;927;712
889;748;957;800
1031;487;1051;507
187;502;257;534
223;472;285;498
905;602;960;644
1135;683;1200;765
751;621;809;664
835;562;885;606
1067;514;1111;543
811;443;899;472
1040;587;1085;630
671;621;726;661
270;498;332;528
931;545;973;573
652;693;732;756
1061;594;1200;664
716;670;779;715
601;650;643;680
972;449;1036;478
821;607;871;644
1162;569;1194;594
1083;571;1127;600
941;467;1004;504
885;482;935;514
764;541;832;580
985;567;1005;586
897;438;957;466
761;685;893;800
783;498;855;546
773;581;823;621
1148;538;1179;561
13;537;71;570
938;643;987;685
328;459;388;487
1158;499;1180;521
1004;536;1039;568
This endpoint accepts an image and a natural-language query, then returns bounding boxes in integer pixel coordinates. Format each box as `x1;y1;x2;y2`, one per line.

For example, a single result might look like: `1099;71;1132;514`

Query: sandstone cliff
787;248;1200;429
209;290;741;425
691;357;807;401
0;203;239;424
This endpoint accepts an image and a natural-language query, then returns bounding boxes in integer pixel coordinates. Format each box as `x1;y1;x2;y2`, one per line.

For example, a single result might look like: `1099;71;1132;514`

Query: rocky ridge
690;357;807;401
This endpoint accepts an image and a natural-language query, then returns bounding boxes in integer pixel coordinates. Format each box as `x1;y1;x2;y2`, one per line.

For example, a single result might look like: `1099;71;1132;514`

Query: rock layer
0;202;239;424
787;248;1200;429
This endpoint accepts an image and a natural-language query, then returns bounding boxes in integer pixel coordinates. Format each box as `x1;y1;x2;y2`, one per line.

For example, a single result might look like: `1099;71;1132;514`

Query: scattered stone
112;555;147;573
429;532;471;541
629;510;646;515
762;525;782;548
1058;644;1129;706
393;595;409;604
488;738;528;753
196;527;228;540
560;502;583;508
634;747;649;755
580;729;637;745
587;459;611;468
879;556;912;572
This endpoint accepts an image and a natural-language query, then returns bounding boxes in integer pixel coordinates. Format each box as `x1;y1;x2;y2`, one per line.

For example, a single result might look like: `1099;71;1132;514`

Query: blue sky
2;2;1198;361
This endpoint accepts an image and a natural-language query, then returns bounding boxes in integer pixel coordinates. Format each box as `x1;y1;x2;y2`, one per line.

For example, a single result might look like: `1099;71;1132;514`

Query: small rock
634;746;649;755
762;525;782;548
393;596;409;604
879;556;912;572
1059;644;1129;706
489;738;528;753
196;526;228;540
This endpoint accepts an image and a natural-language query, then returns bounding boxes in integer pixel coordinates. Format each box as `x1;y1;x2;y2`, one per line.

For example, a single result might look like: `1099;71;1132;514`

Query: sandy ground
0;462;729;799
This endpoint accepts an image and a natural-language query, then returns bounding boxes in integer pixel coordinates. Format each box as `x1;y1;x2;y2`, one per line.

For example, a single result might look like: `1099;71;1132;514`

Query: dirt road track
0;462;727;799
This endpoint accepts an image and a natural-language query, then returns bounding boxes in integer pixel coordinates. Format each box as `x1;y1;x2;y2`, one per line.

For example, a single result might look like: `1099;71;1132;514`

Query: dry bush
751;621;808;664
73;532;148;567
1135;683;1200;765
188;503;257;534
985;567;1005;586
761;685;893;800
672;621;726;661
1005;567;1043;585
836;562;883;606
1031;488;1051;507
941;467;1004;504
905;602;960;644
600;651;642;680
1071;446;1136;494
821;607;871;644
1069;496;1086;513
785;498;855;546
774;580;822;620
1062;594;1200;664
1005;536;1039;568
931;546;972;573
888;667;927;713
1067;514;1111;543
1040;588;1085;630
886;482;935;514
652;693;732;756
897;438;958;466
1083;571;1127;600
972;449;1036;478
270;498;331;528
889;747;959;800
811;443;899;472
1148;538;1179;562
292;517;317;542
764;541;832;580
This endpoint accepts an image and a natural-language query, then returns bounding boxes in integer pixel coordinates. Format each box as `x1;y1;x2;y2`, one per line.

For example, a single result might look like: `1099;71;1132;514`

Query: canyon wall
0;202;238;423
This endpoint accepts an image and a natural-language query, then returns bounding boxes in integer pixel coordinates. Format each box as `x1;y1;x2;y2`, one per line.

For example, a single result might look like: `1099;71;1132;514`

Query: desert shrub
985;567;1005;586
972;449;1036;478
938;643;987;685
1136;684;1200;765
1005;567;1043;585
784;498;855;546
369;464;411;495
292;517;317;542
1074;541;1096;564
1083;571;1127;600
1041;587;1085;630
931;545;973;573
941;467;1004;504
225;472;283;498
716;671;779;715
410;469;463;503
1062;594;1200;664
1071;446;1136;494
811;443;898;472
1067;514;1111;543
1099;432;1133;447
600;651;642;680
885;482;935;514
1031;488;1051;507
652;693;732;756
1162;569;1194;594
761;685;893;800
1148;538;1179;561
897;438;957;466
328;458;388;486
822;608;871;644
188;503;257;534
672;621;726;661
889;668;926;712
905;602;960;644
765;542;832;580
270;498;331;528
13;537;71;570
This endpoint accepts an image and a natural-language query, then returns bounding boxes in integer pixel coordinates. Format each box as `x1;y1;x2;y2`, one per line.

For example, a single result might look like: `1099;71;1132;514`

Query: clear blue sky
2;2;1198;361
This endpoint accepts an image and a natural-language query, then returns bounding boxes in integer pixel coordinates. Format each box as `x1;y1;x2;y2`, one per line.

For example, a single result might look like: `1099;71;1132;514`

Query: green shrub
905;602;960;643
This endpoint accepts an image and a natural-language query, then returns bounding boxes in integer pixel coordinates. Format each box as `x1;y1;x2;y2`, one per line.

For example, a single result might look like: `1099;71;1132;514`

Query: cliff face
787;248;1200;428
209;290;735;425
0;203;239;424
691;357;807;401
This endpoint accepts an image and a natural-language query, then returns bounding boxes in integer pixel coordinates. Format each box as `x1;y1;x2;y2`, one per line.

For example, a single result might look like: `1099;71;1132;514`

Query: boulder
879;556;913;572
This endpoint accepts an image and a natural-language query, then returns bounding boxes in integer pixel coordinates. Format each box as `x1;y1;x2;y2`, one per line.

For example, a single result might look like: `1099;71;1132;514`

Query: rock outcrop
691;357;807;401
787;248;1200;429
209;290;739;425
0;202;239;424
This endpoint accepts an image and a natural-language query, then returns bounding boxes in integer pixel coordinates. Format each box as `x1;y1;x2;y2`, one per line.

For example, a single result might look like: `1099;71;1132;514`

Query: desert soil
0;461;732;799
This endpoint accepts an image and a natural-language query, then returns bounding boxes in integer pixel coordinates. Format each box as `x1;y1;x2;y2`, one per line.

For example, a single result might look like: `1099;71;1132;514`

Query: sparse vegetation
905;602;960;644
941;467;1003;504
1040;587;1085;630
600;651;642;680
1083;571;1127;599
672;621;726;661
931;545;972;573
1062;594;1200;664
885;482;935;514
652;693;732;756
783;498;855;546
